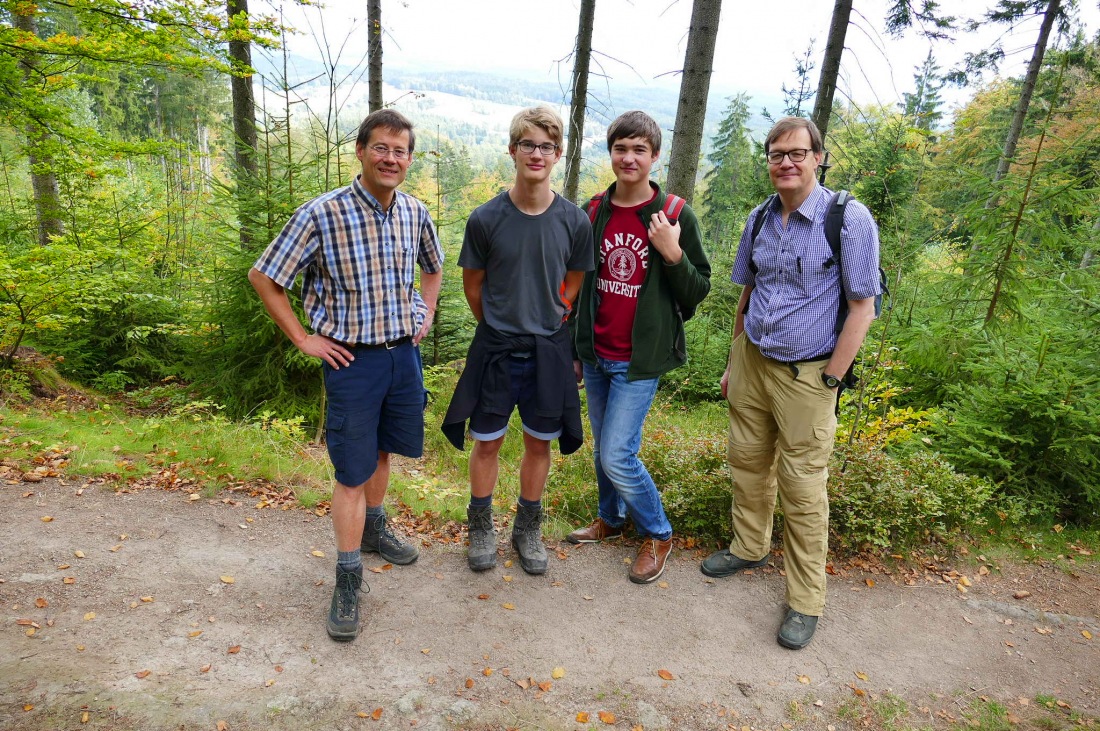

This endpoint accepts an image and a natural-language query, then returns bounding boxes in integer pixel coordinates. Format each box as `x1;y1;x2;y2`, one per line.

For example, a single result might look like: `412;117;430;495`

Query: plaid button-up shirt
731;184;880;362
254;176;444;345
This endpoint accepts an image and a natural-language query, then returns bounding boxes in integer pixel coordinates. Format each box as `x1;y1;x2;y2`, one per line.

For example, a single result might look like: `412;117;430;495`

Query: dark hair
764;117;823;154
355;109;416;153
606;110;662;154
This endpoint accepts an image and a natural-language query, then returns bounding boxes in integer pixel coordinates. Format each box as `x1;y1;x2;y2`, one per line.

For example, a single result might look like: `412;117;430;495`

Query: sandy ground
2;477;1098;731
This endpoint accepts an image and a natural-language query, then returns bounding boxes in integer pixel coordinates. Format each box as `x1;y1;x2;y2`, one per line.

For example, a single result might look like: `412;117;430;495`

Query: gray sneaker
326;566;365;642
511;503;548;575
777;608;819;650
361;511;419;565
466;504;497;571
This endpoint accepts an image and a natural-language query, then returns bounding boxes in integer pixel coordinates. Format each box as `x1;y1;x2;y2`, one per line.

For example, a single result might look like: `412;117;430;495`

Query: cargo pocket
324;409;347;464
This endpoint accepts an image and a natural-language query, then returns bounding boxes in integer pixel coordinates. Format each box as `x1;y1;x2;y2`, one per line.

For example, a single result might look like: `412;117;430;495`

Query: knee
473;437;504;460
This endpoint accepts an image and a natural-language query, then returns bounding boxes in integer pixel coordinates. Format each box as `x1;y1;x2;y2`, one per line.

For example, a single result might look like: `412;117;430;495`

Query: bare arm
462;268;485;323
562;269;585;311
414;270;443;344
720;284;753;399
247;267;353;369
823;297;876;384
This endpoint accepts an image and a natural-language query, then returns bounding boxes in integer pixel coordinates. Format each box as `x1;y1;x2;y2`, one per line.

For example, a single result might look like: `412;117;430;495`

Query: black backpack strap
822;190;850;334
747;194;776;276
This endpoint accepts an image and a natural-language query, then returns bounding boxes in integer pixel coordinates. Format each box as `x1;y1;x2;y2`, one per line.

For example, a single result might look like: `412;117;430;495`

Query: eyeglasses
766;148;813;165
516;140;559;155
368;144;410;161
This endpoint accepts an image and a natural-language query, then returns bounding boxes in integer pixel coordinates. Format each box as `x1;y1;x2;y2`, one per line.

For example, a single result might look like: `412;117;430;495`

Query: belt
342;336;412;350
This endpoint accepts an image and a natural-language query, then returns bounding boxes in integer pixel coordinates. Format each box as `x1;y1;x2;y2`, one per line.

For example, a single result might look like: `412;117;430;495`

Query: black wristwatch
821;373;842;389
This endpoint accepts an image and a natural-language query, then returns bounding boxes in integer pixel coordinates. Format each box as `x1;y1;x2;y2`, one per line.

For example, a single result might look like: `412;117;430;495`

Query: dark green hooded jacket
572;182;711;381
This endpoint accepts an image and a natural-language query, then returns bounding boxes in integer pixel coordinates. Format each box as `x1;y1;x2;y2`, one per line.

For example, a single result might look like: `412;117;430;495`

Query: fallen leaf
1034;626;1053;636
504;560;513;568
856;671;869;681
356;712;369;719
557;551;568;560
189;631;203;638
583;595;593;601
274;665;283;672
1057;701;1071;709
34;598;48;608
200;664;211;673
959;576;972;587
658;581;669;589
135;670;151;679
220;576;235;584
23;704;33;711
25;628;35;636
1013;590;1031;599
502;603;515;610
813;700;824;707
264;679;275;687
798;675;811;684
552;667;566;679
81;711;89;723
477;594;490;600
865;578;875;588
129;601;138;609
216;722;228;731
74;551;85;559
465;678;474;689
311;550;325;558
227;645;241;654
371;708;383;720
598;710;616;724
421;648;431;655
576;712;590;723
979;565;990;576
483;667;493;676
502;575;513;582
538;681;552;692
1083;630;1093;640
16;619;41;628
658;669;675;680
41;516;54;522
83;612;95;621
189;494;200;502
63;577;75;584
57;564;70;570
76;645;85;651
141;596;154;603
109;544;122;552
515;678;530;689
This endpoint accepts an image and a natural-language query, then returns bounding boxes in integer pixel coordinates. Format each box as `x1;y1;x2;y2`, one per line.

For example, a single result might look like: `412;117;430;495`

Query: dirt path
2;478;1098;731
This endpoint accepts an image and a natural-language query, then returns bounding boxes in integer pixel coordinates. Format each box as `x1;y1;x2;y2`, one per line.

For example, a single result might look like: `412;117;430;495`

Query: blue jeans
584;358;672;540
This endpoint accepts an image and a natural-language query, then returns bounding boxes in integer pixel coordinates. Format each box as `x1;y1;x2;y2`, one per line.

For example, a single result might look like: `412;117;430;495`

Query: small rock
737;681;754;697
395;690;427;715
636;701;669;730
447;700;478;724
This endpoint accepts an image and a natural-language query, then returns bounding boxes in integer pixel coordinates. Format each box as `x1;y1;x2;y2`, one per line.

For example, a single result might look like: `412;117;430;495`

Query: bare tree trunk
368;0;383;113
563;0;595;204
665;0;723;205
812;0;853;141
228;0;258;247
13;9;63;246
992;0;1060;186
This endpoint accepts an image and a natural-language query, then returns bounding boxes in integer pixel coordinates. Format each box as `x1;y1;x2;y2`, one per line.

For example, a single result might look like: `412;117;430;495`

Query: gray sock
337;550;361;573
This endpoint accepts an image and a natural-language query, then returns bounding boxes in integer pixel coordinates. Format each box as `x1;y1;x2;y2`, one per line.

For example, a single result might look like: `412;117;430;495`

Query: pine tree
902;49;945;131
700;94;763;251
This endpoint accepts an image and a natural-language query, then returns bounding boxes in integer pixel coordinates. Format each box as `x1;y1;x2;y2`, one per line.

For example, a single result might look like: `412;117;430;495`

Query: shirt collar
794;183;829;221
352;175;391;215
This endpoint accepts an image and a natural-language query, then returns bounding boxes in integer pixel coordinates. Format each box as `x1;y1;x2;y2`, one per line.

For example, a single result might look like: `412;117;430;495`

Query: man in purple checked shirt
701;117;881;650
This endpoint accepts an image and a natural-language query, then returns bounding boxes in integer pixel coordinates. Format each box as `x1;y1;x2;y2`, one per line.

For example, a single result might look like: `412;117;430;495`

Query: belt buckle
385;338;398;350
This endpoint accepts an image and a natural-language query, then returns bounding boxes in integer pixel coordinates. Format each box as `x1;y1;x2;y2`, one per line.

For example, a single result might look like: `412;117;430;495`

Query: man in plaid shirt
249;109;443;642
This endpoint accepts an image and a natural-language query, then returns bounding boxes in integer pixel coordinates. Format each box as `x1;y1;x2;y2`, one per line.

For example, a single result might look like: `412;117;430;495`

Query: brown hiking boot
565;517;624;544
629;537;673;584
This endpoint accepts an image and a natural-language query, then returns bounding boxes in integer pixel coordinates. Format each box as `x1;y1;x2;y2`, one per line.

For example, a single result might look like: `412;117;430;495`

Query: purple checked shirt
731;184;880;362
254;175;444;345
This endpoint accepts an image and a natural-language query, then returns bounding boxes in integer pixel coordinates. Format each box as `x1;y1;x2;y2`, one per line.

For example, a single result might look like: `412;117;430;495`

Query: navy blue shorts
468;355;563;442
323;342;426;487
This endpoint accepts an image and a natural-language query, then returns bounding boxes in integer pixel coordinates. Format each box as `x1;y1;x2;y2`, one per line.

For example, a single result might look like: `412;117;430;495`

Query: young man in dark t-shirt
442;106;593;575
569;111;711;584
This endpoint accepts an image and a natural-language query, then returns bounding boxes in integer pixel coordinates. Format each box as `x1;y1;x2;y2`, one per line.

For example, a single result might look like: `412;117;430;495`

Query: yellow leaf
81;711;89;723
41;515;54;522
189;631;203;638
74;551;85;558
109;544;122;552
356;712;369;718
23;704;33;711
25;628;35;636
265;679;274;687
311;550;325;558
856;671;869;681
1083;630;1093;640
576;712;590;723
189;494;200;501
57;564;70;569
129;601;138;609
141;596;154;603
798;675;811;684
421;648;431;655
76;645;85;652
63;577;75;584
552;667;565;679
658;581;669;589
83;612;95;621
503;560;513;568
502;603;515;610
502;575;513;582
658;669;675;680
220;576;235;584
598;710;616;724
483;667;493;676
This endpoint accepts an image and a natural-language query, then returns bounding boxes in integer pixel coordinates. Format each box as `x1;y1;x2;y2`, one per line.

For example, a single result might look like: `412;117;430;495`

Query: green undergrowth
833;690;1097;731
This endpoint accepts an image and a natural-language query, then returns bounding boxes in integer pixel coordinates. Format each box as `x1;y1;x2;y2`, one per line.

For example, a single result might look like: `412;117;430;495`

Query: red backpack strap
662;193;686;223
585;192;605;223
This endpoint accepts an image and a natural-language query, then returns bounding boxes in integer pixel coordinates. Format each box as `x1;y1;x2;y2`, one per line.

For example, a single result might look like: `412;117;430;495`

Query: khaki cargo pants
725;333;836;616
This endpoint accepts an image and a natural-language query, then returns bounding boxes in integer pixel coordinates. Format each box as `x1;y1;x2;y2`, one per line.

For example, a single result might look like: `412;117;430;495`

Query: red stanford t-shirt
593;191;656;361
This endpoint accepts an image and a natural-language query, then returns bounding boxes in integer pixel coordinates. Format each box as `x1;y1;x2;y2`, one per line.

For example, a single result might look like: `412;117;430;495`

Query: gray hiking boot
326;566;365;642
361;511;419;565
511;503;548;575
466;504;497;572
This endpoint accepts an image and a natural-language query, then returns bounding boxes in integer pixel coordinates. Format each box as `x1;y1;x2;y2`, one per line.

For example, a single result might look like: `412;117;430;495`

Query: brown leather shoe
565;517;624;544
629;537;673;584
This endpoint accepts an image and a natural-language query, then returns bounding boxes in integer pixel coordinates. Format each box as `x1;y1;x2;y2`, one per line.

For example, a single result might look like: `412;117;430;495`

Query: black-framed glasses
369;144;410;160
766;148;812;165
516;140;559;155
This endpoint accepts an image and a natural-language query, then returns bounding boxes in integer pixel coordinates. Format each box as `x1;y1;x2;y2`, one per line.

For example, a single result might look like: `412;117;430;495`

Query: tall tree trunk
13;9;63;246
665;0;723;205
227;0;258;247
812;0;853;141
991;0;1060;186
563;0;595;204
368;0;383;113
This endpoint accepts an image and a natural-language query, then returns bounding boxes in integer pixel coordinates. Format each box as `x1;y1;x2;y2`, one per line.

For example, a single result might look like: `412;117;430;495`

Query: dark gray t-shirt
460;191;594;337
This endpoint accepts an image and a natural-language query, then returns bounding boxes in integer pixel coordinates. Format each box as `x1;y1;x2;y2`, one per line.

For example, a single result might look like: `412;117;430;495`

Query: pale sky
269;0;1100;115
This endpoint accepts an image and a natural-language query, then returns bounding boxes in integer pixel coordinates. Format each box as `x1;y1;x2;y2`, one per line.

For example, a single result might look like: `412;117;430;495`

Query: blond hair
509;106;564;148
